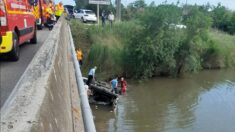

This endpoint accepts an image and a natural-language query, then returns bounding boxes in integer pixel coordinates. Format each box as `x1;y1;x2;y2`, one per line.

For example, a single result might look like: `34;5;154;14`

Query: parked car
74;9;97;23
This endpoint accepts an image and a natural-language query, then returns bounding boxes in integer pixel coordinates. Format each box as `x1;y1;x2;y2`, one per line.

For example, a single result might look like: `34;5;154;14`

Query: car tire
30;26;37;44
81;17;86;23
9;32;20;61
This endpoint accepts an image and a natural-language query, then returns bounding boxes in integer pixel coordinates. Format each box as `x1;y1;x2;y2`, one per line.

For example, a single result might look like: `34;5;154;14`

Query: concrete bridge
0;17;95;132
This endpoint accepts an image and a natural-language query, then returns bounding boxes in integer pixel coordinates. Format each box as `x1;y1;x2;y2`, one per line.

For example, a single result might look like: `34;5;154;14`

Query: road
0;30;50;108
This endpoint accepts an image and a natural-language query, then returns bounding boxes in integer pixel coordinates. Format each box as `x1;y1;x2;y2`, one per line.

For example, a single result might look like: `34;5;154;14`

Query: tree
75;0;88;9
228;12;235;34
176;6;212;74
211;3;231;32
128;0;146;9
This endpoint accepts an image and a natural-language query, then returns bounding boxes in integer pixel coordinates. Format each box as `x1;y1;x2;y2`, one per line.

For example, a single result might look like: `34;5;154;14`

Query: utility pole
97;4;99;25
116;0;121;22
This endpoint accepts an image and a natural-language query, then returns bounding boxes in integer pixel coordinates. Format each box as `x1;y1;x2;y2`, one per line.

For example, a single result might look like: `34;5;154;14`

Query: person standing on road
76;48;83;66
55;1;64;21
108;12;114;27
45;6;54;30
120;77;127;94
87;66;97;86
110;77;118;94
101;11;106;27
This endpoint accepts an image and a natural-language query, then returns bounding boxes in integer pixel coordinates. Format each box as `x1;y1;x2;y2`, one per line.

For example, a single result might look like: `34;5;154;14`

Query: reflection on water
93;69;235;132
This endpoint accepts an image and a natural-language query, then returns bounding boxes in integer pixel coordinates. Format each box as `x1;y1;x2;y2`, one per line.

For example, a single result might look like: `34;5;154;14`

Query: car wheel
9;32;20;61
81;17;86;23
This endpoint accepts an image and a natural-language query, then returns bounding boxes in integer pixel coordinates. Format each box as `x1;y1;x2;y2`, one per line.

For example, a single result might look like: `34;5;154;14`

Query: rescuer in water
120;77;127;94
110;77;118;94
55;1;64;21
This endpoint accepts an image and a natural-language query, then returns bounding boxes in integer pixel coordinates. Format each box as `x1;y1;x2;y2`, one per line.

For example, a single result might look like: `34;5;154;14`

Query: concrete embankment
1;17;85;132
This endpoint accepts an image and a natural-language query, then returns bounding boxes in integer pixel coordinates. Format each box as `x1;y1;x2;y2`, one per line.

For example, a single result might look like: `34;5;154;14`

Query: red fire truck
0;0;37;61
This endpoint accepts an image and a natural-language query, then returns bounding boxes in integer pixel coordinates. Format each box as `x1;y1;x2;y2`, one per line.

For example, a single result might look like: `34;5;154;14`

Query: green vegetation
70;20;140;80
71;2;235;80
203;29;235;68
211;3;235;34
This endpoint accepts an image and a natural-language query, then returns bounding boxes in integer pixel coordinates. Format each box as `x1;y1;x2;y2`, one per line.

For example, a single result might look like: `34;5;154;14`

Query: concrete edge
69;62;85;132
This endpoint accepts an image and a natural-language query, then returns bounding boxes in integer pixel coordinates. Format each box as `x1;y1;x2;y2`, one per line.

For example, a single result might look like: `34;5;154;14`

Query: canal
92;69;235;132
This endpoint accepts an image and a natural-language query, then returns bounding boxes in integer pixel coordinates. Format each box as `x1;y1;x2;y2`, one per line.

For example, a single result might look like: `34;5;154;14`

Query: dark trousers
46;18;54;30
111;88;118;94
110;20;113;27
87;75;93;86
79;60;83;66
102;18;105;27
55;15;60;21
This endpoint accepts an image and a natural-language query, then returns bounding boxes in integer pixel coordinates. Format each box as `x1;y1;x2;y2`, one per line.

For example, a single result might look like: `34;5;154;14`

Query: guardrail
68;25;96;132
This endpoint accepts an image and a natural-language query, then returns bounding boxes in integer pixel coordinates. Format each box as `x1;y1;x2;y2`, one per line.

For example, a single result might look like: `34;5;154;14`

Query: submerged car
74;9;97;23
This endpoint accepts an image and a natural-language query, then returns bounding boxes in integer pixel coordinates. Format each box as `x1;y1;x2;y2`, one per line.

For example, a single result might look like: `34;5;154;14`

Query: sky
54;0;76;6
55;0;235;10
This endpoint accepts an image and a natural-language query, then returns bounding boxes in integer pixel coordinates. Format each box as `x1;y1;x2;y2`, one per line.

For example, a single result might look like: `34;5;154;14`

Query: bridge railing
68;23;96;132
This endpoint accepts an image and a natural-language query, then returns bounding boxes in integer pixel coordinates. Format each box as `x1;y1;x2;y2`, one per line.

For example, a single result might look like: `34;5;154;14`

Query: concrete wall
0;17;84;132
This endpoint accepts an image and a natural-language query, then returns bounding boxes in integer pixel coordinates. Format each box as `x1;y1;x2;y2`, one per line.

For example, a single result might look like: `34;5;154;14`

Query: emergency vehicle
32;0;52;29
0;0;37;61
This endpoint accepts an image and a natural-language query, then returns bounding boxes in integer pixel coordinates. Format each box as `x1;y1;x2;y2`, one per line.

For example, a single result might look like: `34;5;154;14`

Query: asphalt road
0;30;50;108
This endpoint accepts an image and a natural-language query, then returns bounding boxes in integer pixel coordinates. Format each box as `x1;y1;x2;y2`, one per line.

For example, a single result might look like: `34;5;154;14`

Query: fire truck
0;0;37;61
32;0;52;30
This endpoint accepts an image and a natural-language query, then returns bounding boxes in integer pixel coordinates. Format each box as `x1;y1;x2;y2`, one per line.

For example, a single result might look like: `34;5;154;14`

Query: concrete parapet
0;17;84;132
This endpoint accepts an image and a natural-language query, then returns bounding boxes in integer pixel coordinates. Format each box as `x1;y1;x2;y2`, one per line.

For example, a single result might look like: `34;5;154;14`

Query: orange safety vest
55;4;64;16
45;7;53;19
76;50;83;60
49;3;55;12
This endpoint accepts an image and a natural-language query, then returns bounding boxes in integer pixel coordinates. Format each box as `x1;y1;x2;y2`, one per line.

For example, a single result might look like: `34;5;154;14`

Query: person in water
110;77;118;94
120;77;127;94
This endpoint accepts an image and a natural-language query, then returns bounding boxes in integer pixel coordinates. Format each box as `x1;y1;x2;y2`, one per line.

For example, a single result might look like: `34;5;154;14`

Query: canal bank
92;68;235;132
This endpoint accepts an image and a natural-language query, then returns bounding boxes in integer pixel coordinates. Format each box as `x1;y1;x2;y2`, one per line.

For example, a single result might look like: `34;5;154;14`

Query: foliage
210;3;235;34
124;5;183;78
74;0;88;9
204;29;235;68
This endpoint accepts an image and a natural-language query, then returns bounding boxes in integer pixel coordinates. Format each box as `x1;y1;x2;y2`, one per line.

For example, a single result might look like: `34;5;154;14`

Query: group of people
101;11;115;27
75;48;127;95
85;66;127;95
45;1;64;30
110;76;127;95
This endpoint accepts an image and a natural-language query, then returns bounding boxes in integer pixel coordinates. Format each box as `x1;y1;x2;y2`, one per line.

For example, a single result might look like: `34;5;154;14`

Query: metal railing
68;24;96;132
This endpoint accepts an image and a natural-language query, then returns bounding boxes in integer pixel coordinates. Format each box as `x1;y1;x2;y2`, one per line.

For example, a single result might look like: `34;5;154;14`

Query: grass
70;20;137;80
207;29;235;68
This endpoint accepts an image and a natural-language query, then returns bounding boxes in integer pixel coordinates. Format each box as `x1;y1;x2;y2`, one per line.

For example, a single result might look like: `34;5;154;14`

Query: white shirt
108;14;114;21
88;68;96;76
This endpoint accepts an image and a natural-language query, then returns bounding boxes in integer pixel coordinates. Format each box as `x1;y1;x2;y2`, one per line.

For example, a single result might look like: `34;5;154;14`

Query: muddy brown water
92;69;235;132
